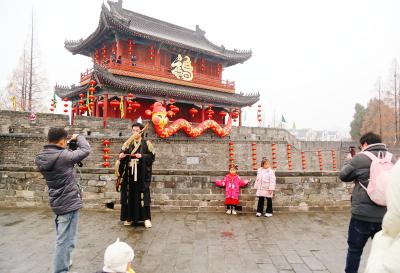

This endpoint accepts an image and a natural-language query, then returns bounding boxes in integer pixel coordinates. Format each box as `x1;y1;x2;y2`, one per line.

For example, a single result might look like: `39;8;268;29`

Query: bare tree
1;9;50;112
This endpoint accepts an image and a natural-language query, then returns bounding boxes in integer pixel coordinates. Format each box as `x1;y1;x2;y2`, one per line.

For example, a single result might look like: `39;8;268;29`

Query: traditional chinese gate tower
55;0;259;127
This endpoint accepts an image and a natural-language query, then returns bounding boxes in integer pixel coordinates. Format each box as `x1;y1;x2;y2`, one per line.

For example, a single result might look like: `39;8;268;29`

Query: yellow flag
120;96;125;118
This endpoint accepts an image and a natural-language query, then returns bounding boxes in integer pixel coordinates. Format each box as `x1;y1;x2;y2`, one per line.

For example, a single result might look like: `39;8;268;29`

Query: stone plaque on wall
186;156;200;165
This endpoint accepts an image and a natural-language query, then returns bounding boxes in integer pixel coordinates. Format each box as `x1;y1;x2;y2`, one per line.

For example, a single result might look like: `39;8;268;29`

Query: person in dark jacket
35;128;90;273
339;132;396;273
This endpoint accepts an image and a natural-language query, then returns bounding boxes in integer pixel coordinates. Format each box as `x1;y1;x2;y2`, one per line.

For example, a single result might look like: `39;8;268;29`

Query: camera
67;139;83;167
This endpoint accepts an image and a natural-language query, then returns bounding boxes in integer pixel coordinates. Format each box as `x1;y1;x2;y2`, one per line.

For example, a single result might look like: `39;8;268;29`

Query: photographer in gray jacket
339;132;396;273
35;128;90;273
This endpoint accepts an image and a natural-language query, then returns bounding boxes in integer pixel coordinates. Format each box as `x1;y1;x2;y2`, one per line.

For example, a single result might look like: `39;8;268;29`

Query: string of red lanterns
63;98;69;114
301;151;307;171
251;142;257;170
102;139;110;168
271;143;278;169
331;149;337;171
287;144;293;171
257;104;262;126
317;149;324;171
229;141;235;167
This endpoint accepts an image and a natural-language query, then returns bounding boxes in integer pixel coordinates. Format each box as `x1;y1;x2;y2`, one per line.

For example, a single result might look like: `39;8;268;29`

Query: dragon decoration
146;102;234;138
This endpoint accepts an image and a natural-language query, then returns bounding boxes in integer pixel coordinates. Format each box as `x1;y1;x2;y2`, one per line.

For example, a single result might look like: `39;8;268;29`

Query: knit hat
103;238;134;273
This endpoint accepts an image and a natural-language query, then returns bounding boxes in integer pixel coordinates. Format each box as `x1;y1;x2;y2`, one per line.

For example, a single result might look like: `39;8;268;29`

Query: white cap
103;238;134;273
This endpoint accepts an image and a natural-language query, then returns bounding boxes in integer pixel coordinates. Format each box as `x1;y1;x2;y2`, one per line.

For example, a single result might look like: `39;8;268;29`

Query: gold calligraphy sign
171;54;194;81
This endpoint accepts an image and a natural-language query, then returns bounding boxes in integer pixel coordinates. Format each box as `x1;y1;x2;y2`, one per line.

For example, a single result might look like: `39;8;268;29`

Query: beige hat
103;238;134;273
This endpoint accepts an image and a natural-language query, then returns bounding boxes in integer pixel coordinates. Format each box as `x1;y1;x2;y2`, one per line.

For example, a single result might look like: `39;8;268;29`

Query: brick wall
0;110;355;171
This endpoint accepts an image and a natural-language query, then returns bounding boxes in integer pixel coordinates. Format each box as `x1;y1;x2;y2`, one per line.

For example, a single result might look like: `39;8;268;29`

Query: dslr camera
67;139;83;167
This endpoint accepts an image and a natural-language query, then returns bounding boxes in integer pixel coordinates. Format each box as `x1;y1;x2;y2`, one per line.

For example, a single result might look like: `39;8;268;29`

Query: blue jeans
345;217;382;273
53;210;79;273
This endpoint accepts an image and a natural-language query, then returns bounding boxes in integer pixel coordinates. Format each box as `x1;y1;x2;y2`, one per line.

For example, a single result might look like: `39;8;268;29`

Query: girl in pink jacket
254;158;276;217
215;164;249;215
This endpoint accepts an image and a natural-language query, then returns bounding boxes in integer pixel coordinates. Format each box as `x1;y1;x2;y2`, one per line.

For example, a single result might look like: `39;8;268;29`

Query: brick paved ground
0;208;371;273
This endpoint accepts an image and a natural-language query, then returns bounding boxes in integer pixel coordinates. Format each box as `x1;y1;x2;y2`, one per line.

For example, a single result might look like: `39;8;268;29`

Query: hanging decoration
257;104;262;125
287;144;293;171
63;97;69;114
110;99;120;110
149;102;232;138
78;93;87;113
251;142;257;170
229;141;235;167
171;54;194;81
102;139;110;168
271;143;278;169
188;107;198;118
331;149;337;171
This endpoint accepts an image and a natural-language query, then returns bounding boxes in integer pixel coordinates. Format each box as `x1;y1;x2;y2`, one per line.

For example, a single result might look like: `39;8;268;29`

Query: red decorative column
103;94;108;128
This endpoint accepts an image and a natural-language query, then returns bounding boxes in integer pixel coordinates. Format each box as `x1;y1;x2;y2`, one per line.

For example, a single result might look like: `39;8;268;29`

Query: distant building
289;128;343;141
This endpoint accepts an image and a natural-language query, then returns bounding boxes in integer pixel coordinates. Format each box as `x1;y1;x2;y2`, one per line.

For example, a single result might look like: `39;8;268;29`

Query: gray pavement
0;208;371;273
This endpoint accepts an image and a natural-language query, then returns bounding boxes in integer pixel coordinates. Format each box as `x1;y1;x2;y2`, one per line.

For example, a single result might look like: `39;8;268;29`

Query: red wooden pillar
239;108;243;127
201;104;205;122
103;94;108;128
71;103;75;125
95;97;100;118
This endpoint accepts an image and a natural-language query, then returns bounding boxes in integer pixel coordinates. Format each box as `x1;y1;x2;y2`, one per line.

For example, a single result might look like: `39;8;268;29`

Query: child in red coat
215;164;249;215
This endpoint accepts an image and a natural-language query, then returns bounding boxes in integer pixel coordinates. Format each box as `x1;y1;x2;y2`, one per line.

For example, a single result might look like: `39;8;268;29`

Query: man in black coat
339;132;396;273
35;128;90;273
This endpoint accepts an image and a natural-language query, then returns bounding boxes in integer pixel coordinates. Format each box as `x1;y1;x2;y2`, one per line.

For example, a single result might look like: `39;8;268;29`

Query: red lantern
145;109;152;116
90;80;96;86
98;101;104;107
167;110;174;118
171;106;180;113
188;107;198;117
89;87;95;92
63;97;68;102
64;103;68;108
127;106;133;112
206;108;214;119
169;99;175;104
51;103;54;107
50;108;54;112
79;93;85;99
131;101;140;112
72;107;76;113
103;154;110;160
110;99;120;110
79;99;84;105
103;162;110;167
102;139;110;146
219;111;227;118
89;95;95;100
63;109;68;113
89;102;95;109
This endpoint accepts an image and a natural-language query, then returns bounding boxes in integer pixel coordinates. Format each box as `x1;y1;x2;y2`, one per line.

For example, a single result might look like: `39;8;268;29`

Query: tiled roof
65;1;251;66
55;64;259;108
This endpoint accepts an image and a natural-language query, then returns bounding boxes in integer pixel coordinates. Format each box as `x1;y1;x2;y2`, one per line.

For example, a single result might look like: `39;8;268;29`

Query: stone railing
0;166;352;212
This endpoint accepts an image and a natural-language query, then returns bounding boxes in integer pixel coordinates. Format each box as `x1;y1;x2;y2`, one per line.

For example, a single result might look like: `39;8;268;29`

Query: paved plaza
0;208;371;273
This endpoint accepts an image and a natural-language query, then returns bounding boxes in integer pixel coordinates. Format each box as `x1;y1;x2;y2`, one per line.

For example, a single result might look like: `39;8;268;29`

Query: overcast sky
1;0;400;134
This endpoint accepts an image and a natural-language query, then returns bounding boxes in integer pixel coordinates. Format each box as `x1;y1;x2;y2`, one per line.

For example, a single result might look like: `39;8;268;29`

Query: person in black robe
115;122;155;228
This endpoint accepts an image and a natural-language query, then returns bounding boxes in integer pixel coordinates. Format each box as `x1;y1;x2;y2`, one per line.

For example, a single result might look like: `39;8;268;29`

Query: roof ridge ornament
195;25;205;36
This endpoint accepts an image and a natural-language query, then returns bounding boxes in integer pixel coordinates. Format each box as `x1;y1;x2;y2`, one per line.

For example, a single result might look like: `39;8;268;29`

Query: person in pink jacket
215;164;249;215
254;158;276;217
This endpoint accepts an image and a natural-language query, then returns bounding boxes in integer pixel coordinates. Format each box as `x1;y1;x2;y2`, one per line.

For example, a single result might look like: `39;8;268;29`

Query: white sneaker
256;212;262;217
231;209;237;215
226;209;232;214
144;219;152;228
124;220;133;226
265;213;273;217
